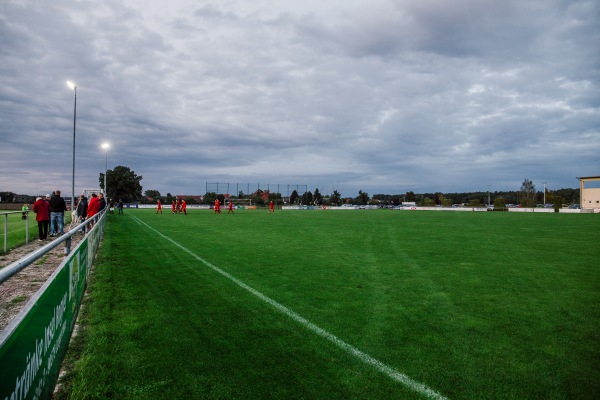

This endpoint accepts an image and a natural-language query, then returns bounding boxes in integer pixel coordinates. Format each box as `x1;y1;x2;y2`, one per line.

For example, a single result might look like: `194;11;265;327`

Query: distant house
251;190;271;201
577;176;600;210
14;194;36;203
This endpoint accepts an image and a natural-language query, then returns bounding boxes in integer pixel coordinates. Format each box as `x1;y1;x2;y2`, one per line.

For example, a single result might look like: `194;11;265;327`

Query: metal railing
1;210;31;254
0;209;105;284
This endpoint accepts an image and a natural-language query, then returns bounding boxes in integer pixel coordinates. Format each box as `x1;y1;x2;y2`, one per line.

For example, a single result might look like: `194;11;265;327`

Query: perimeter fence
206;182;308;197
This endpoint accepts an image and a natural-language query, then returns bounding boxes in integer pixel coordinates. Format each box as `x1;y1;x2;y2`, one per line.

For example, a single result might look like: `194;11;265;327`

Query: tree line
139;181;579;209
0;171;580;209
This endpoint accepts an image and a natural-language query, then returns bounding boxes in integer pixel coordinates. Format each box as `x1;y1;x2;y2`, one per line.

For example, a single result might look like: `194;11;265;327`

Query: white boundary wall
284;206;586;213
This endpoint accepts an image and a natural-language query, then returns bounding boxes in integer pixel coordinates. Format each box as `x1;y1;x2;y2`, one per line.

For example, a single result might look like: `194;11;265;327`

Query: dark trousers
38;220;49;240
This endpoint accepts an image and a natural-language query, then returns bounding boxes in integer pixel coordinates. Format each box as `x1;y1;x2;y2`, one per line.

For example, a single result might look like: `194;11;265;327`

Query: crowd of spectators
29;190;118;241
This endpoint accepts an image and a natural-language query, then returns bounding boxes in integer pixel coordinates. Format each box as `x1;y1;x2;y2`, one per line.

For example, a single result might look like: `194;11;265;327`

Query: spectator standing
118;199;124;214
87;193;100;229
109;198;115;214
32;196;50;241
49;190;67;236
76;194;88;233
98;193;106;212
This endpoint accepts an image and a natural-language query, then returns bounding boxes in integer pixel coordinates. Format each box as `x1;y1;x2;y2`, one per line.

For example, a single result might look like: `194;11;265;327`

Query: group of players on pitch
155;199;275;214
155;199;187;215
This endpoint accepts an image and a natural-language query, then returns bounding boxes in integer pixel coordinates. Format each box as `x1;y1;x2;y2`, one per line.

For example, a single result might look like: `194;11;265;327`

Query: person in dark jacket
49;190;67;236
98;193;106;212
76;194;88;233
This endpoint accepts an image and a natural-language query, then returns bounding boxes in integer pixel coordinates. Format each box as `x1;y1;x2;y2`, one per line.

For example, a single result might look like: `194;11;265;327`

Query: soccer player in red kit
214;199;221;214
228;201;234;214
156;200;163;214
181;199;187;215
269;200;274;213
171;200;176;214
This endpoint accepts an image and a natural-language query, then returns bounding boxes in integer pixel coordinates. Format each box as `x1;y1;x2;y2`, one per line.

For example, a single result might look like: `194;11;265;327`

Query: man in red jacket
86;193;100;228
32;196;50;240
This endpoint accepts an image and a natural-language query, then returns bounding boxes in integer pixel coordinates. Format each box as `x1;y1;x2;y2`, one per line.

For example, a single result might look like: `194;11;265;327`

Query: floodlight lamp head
101;142;110;151
67;80;77;90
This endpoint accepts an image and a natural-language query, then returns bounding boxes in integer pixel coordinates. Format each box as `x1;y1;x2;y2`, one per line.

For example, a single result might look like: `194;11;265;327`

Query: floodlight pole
487;185;491;207
67;81;77;212
101;143;110;196
543;182;547;205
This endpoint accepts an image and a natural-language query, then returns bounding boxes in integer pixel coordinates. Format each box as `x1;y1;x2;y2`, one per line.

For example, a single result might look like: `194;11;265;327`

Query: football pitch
60;209;600;399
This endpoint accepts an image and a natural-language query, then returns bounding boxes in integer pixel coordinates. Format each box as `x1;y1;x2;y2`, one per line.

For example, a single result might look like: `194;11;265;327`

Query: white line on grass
129;214;448;400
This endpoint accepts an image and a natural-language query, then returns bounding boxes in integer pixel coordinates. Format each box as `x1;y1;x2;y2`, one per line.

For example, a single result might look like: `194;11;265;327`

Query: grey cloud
0;0;598;197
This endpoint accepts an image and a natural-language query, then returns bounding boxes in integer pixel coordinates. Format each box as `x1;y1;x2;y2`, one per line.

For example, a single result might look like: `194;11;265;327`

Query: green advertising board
0;215;104;400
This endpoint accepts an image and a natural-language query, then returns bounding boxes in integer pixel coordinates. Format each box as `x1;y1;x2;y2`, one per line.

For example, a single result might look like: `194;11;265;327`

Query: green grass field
58;209;600;399
0;211;35;256
0;211;73;258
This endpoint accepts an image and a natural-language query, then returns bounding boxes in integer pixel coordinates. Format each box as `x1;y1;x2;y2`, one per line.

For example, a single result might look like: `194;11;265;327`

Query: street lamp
101;142;110;196
67;81;77;212
543;181;547;205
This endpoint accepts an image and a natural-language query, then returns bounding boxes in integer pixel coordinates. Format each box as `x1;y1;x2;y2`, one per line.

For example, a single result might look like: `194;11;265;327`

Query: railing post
65;236;71;256
25;211;29;244
3;214;7;253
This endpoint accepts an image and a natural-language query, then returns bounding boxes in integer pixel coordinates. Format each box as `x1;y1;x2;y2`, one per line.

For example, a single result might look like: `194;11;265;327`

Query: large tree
302;191;314;205
289;190;299;204
313;188;323;205
203;192;217;205
142;189;164;203
519;178;536;207
355;190;369;205
330;190;341;206
100;165;143;202
144;190;161;201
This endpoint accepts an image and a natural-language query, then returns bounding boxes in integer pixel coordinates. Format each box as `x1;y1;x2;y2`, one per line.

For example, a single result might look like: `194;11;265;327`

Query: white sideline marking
130;214;448;400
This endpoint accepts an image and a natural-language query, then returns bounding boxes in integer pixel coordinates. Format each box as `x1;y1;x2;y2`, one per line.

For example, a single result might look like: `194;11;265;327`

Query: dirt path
0;226;84;331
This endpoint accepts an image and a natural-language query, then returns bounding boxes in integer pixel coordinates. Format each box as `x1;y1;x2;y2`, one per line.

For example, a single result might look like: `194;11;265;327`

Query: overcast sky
1;0;598;198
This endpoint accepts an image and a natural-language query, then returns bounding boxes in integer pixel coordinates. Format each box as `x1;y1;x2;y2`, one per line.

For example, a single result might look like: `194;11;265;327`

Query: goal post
228;198;252;208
